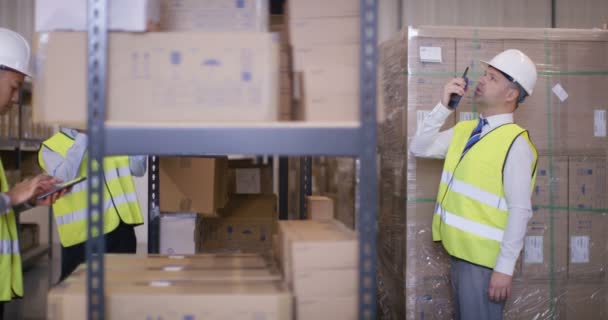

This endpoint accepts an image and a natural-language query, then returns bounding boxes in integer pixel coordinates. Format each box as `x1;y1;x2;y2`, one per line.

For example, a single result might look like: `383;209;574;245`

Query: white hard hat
0;28;31;77
481;49;537;96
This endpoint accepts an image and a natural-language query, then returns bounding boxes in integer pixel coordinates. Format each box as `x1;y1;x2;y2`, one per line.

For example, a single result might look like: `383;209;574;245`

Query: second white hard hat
0;28;31;77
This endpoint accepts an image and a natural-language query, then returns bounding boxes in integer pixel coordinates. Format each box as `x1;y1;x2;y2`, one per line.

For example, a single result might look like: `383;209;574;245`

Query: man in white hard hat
0;27;66;319
410;49;538;320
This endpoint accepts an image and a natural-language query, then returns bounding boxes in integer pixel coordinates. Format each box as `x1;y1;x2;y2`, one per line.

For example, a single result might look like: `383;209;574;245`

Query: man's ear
505;86;520;104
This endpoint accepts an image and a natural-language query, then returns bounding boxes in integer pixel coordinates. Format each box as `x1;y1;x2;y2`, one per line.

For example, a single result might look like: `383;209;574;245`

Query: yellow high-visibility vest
39;133;143;247
0;159;23;301
433;120;538;268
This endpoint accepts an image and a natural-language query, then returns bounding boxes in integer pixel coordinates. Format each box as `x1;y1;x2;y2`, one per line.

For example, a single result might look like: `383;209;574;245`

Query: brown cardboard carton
456;39;505;72
407;158;445;200
9;107;18;139
296;295;357;320
532;156;568;206
505;281;566;320
287;0;359;19
227;159;274;195
35;0;160;32
47;280;292;320
292;44;359;71
288;17;359;47
299;66;359;122
522;156;568;279
566;41;608;72
79;253;271;270
160;0;268;32
278;220;357;284
568;156;608;279
407;75;456;137
565;76;608;153
306;196;334;221
68;266;282;283
159;157;229;215
292;268;357;297
564;282;607;320
521;209;568;279
34;32;279;127
198;195;278;254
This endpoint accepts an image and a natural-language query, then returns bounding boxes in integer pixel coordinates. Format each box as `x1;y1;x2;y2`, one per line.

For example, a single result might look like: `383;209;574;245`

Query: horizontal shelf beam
105;124;362;156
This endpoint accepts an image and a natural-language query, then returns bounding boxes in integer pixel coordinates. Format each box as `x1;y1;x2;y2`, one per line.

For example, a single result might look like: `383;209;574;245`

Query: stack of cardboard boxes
379;26;608;319
287;0;360;121
48;254;292;319
33;0;280;127
277;220;358;320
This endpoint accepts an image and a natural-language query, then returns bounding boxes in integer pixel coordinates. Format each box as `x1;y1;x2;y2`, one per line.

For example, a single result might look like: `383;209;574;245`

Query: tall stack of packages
379;26;608;319
285;0;360;227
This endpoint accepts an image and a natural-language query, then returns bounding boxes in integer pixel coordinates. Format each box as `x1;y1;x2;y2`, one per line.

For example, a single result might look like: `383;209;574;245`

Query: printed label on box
524;236;543;264
417;110;430;130
459;112;478;122
419;47;442;63
594;110;607;137
236;168;261;194
552;83;569;102
570;236;590;264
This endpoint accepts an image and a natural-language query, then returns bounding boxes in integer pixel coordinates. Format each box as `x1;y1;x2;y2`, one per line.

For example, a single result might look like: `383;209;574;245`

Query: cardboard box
288;17;359;47
521;209;568;279
287;0;359;19
565;76;608;153
47;280;292;320
568;156;608;279
278;220;357;284
9;106;19;139
35;0;160;32
521;156;569;279
159;0;268;32
89;253;272;270
292;267;356;297
198;195;277;253
455;39;505;72
564;282;607;320
69;266;282;283
159;157;228;216
292;44;359;71
159;213;197;255
296;295;357;320
300;66;359;121
227;159;274;195
33;32;279;127
306;196;334;221
0;114;9;138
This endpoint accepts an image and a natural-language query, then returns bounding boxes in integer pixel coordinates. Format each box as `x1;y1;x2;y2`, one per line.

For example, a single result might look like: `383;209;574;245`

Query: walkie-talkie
448;67;469;109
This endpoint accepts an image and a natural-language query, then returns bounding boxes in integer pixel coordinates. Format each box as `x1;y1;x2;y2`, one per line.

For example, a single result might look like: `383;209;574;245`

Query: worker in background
0;28;68;320
410;49;538;320
39;130;147;280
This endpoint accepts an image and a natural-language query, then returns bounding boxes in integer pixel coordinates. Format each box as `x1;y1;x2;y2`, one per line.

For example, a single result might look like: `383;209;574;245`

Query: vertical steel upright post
357;0;379;318
86;0;108;318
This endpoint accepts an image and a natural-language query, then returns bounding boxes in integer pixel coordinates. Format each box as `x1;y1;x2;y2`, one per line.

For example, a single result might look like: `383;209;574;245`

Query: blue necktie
461;117;488;157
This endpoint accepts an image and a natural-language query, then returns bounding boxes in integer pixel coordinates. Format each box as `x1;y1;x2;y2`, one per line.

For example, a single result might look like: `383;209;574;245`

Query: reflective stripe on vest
432;120;538;268
68;165;131;195
55;192;139;226
0;239;20;255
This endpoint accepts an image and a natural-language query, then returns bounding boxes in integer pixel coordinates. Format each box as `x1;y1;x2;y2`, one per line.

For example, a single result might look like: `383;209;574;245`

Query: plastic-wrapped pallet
378;25;608;319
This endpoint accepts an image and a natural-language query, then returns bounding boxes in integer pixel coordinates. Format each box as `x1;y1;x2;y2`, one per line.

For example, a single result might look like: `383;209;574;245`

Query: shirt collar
482;113;514;130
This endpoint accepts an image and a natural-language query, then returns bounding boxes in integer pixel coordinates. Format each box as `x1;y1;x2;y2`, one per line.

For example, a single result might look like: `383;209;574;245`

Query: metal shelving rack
84;0;378;318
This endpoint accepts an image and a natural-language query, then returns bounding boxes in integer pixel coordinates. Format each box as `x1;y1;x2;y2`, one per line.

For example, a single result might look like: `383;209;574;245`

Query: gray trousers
451;257;505;320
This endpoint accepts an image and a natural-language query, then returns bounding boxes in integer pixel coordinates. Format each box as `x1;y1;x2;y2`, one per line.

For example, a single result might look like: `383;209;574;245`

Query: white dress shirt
410;102;535;276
